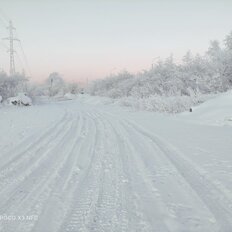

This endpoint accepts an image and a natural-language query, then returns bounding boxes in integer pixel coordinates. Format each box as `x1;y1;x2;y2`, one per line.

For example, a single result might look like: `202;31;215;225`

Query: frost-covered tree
0;71;28;100
66;82;80;94
45;72;65;97
225;31;232;50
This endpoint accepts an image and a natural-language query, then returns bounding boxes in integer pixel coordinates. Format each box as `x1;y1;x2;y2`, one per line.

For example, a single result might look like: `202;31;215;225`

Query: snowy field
0;92;232;232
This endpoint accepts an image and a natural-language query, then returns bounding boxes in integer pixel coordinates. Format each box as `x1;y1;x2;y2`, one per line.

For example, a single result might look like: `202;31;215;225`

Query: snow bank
180;90;232;126
64;93;76;100
78;94;215;113
117;95;211;113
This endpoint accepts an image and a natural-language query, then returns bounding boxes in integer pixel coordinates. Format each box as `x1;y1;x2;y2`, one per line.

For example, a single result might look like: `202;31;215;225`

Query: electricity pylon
3;20;19;75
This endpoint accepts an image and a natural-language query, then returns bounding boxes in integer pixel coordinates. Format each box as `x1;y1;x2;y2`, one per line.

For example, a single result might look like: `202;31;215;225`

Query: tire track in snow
0;112;72;196
0;111;69;181
29;112;91;232
118;120;216;231
0;110;68;159
2;103;231;232
59;111;129;232
124;120;232;232
0;117;75;212
0;114;80;232
85;115;129;232
97;112;154;232
100;111;222;231
59;113;106;232
100;109;232;231
107;118;172;231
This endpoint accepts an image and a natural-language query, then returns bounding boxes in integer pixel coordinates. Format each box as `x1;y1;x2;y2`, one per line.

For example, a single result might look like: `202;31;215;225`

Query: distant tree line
0;71;80;102
88;32;232;99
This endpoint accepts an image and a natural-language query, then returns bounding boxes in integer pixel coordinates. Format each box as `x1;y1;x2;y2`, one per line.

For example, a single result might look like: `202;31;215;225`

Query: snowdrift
181;90;232;126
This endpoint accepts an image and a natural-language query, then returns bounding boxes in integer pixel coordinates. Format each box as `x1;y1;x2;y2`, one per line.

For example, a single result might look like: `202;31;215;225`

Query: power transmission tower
3;20;19;75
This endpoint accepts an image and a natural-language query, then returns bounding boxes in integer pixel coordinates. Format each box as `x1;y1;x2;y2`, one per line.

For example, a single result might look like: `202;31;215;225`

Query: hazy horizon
0;0;232;83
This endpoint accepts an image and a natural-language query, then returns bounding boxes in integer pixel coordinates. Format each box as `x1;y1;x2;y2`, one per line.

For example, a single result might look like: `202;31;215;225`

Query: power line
15;51;25;72
2;20;20;75
13;28;32;77
18;41;32;77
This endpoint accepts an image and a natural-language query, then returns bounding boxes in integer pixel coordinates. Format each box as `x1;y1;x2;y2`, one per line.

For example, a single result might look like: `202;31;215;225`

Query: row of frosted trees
88;32;232;99
0;72;80;102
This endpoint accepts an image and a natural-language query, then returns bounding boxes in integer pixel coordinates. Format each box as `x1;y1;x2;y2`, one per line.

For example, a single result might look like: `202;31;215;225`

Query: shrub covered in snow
7;93;32;106
0;72;28;101
117;95;212;113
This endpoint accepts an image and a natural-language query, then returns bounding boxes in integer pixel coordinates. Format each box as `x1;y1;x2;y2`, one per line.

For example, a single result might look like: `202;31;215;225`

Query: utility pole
3;20;19;76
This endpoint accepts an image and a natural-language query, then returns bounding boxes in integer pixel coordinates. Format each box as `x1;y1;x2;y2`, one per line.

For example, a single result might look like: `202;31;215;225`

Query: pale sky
0;0;232;83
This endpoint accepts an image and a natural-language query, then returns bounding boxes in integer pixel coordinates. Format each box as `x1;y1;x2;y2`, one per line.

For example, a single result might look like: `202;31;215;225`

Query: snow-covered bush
118;94;213;113
7;93;32;106
43;72;66;97
0;72;28;100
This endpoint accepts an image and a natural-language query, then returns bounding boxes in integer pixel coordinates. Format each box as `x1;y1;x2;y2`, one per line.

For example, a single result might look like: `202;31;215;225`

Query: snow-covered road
0;95;232;232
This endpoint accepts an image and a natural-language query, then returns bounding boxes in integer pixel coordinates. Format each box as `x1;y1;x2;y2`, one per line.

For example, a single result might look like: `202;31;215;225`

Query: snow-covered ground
0;92;232;232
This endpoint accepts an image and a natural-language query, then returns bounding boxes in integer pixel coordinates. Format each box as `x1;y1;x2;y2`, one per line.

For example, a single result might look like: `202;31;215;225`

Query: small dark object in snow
12;100;18;106
189;108;192;112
